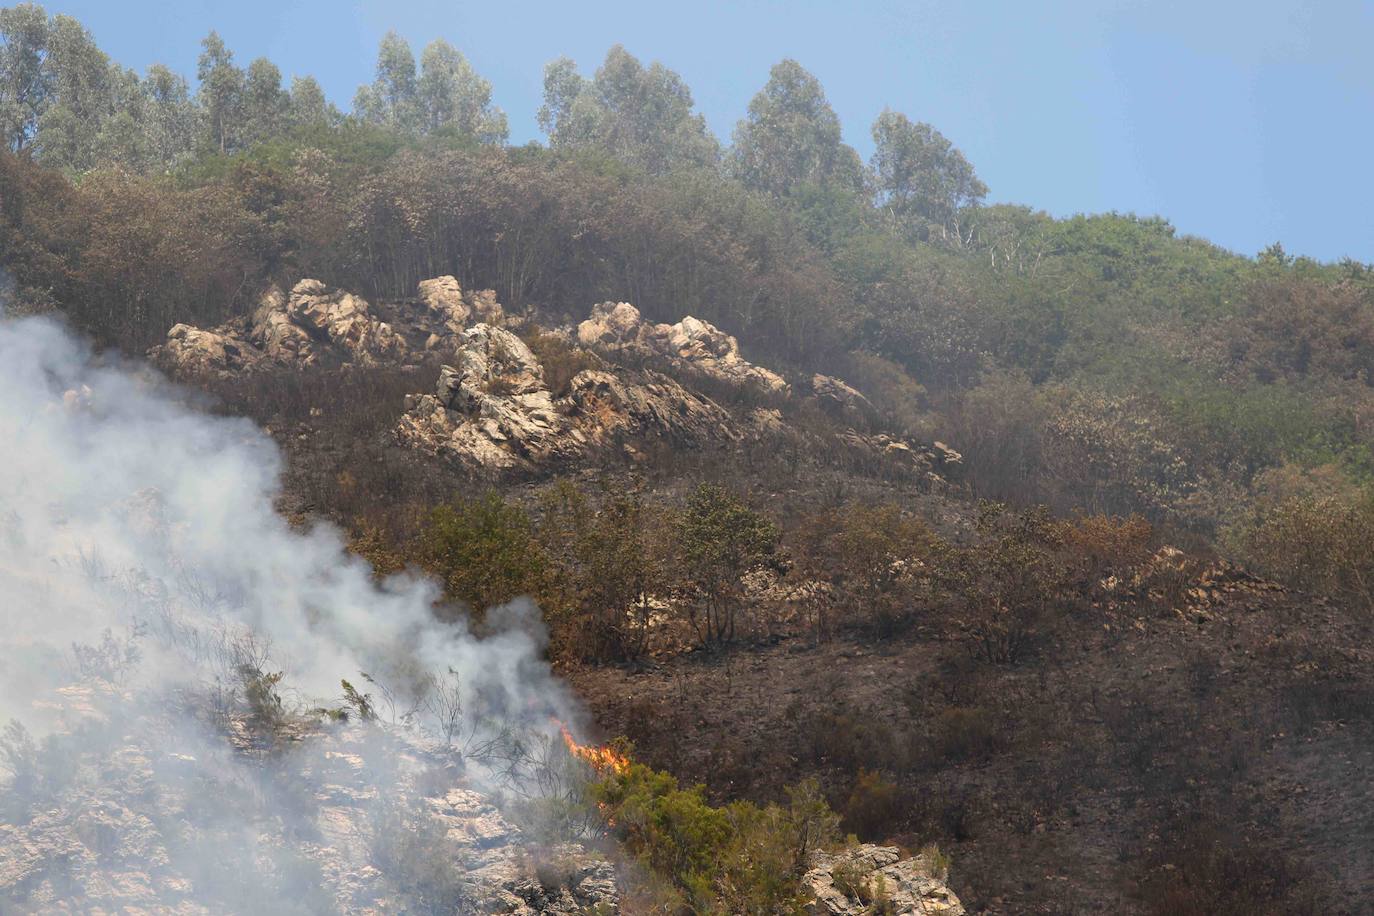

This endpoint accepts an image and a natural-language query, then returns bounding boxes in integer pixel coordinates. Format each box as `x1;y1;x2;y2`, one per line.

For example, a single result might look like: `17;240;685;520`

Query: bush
418;493;547;614
537;481;664;661
1228;489;1374;611
591;763;839;913
676;484;779;644
842;769;902;840
931;706;1006;764
519;326;601;396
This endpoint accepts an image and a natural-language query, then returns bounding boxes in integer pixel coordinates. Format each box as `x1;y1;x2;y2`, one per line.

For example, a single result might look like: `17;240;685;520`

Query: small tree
419;492;546;613
540;481;663;661
677;484;779;644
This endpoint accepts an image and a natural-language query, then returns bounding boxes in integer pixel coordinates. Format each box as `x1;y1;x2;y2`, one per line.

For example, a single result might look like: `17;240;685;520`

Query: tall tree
33;13;111;170
870;108;987;245
241;57;287;145
537;45;718;175
415;39;506;142
729;59;862;196
196;31;242;153
0;3;50;152
287;75;335;129
353;30;417;131
141;63;196;169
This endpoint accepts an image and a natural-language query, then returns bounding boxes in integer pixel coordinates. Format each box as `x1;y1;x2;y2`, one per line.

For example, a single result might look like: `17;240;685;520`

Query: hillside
3;4;1374;914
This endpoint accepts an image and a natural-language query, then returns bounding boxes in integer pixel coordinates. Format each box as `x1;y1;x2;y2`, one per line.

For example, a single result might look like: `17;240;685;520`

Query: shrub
827;503;942;635
418;493;547;614
1228;485;1374;611
842;769;902;840
676;484;779;644
537;481;664;661
519;327;601;396
931;706;1005;764
592;763;839;913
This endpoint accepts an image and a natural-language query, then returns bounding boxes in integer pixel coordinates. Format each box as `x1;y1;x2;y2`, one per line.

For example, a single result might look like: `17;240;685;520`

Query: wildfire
558;721;630;775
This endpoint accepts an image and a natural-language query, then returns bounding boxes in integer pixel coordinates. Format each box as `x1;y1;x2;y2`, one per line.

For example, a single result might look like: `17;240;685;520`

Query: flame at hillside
560;722;629;775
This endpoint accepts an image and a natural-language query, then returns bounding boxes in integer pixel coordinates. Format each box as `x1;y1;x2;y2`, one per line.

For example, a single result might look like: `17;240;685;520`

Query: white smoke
0;313;605;912
0;313;578;734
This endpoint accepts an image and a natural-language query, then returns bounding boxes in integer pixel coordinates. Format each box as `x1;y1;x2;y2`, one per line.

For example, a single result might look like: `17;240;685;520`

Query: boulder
280;280;407;365
150;278;511;375
156;324;263;375
398;324;736;473
812;374;873;413
576;301;789;393
803;845;965;916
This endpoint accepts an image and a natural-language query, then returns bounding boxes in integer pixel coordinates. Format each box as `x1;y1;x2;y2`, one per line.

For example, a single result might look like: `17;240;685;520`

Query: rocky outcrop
160;323;263;374
577;301;789;393
0;693;619;915
811;374;873;413
397;323;735;473
836;430;963;484
150;277;506;376
803;845;964;916
418;275;505;332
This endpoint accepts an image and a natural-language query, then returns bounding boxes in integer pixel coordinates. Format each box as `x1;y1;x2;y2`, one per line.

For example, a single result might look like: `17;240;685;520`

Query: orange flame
558;722;630;775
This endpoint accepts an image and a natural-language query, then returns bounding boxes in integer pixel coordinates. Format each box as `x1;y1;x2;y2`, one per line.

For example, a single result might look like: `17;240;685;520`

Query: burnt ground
568;586;1374;914
195;364;1374;915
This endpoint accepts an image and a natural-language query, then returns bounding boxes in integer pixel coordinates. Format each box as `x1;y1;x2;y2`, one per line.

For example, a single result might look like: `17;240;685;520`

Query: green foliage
537;481;662;661
538;45;719;176
871;108;986;245
592;763;838;913
729;58;864;196
419;492;546;613
676;484;779;644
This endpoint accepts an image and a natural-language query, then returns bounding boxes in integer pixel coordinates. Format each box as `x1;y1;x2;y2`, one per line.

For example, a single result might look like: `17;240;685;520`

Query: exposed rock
812;374;873;413
418;275;505;335
837;429;958;484
150;277;507;375
0;695;619;915
158;324;262;375
398;322;734;473
577;301;789;393
803;845;965;916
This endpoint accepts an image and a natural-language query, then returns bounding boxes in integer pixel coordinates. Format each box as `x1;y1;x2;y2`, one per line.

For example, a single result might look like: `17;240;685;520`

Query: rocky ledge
577;300;789;394
395;323;736;472
0;690;618;915
150;275;503;376
803;845;965;916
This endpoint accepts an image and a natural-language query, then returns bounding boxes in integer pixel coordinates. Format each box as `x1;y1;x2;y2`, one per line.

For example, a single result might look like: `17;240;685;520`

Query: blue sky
38;0;1374;262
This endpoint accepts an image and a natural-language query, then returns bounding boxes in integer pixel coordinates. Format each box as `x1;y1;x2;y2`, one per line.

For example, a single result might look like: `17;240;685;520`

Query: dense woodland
4;4;1374;913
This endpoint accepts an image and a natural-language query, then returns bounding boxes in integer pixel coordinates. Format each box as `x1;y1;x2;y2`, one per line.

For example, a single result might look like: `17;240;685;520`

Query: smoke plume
0;312;590;909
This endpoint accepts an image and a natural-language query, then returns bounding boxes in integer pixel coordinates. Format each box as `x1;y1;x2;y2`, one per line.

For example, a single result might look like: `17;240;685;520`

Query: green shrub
418;493;547;614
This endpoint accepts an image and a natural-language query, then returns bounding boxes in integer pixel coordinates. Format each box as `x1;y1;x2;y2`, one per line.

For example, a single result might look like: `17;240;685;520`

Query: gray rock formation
577;301;789;393
397;322;735;473
802;845;964;916
811;373;874;413
0;691;619;915
150;277;505;376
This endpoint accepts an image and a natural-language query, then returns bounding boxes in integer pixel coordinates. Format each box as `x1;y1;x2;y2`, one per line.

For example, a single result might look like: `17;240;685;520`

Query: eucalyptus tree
728;59;862;196
416;39;506;142
241;57;288;146
287;75;336;129
0;2;51;152
141;63;197;169
196;31;243;153
870;108;986;245
353;30;418;131
537;45;718;175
